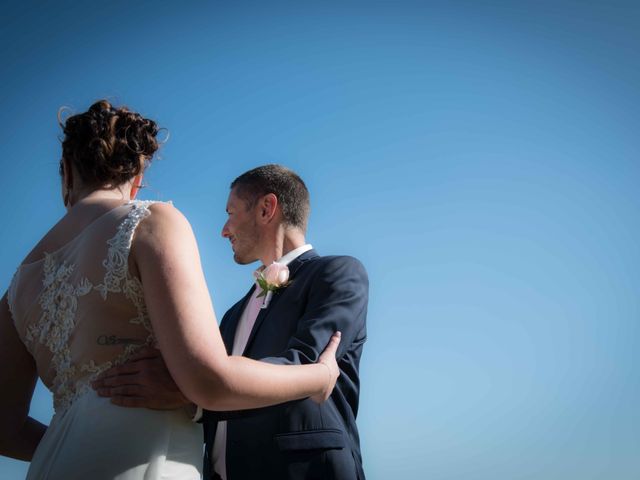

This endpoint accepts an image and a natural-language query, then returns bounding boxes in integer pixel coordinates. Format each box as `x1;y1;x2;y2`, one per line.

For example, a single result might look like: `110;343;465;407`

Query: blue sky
1;1;639;478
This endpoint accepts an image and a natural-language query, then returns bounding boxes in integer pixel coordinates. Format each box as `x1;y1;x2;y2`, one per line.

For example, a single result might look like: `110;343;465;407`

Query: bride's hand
311;331;341;404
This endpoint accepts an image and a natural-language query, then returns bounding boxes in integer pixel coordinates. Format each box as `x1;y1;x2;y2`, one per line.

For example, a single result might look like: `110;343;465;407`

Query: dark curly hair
59;100;159;186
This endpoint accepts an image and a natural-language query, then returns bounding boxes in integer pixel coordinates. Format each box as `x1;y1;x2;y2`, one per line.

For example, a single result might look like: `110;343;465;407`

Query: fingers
321;331;341;358
108;396;181;410
103;391;190;410
92;371;139;389
330;331;341;351
93;348;161;382
94;363;141;382
93;355;161;384
127;346;161;362
110;396;149;408
97;385;146;397
314;331;342;404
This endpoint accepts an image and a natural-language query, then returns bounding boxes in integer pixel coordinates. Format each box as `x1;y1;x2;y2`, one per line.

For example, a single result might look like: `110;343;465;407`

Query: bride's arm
130;203;337;411
0;294;47;460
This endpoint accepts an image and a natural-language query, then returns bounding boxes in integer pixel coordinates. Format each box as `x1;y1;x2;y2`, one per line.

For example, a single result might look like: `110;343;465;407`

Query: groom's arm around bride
94;165;368;480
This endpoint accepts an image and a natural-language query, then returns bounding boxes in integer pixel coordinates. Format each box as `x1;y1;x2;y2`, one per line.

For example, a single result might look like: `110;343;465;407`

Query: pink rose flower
262;262;289;286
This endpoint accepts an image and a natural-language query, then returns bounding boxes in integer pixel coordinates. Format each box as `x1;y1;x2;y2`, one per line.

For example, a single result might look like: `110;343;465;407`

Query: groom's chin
233;253;254;265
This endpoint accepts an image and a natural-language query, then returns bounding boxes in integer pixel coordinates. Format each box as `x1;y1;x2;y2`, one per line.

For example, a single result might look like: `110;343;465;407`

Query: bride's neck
68;186;132;210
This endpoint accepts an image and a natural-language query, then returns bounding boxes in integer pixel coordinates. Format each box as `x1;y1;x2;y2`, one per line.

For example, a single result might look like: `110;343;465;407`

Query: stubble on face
225;190;262;265
232;222;260;265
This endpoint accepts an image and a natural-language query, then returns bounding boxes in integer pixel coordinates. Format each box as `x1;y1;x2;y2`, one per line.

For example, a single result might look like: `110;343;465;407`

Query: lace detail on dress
6;268;20;324
25;254;94;412
66;200;162;411
71;341;152;408
95;200;157;333
24;200;164;413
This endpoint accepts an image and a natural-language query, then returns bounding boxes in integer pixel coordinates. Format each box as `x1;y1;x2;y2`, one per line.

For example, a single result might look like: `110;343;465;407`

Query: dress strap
95;200;169;299
6;268;20;323
118;200;161;250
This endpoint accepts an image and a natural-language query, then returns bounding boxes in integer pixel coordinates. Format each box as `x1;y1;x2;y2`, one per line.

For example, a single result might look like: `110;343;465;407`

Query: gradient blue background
1;1;638;478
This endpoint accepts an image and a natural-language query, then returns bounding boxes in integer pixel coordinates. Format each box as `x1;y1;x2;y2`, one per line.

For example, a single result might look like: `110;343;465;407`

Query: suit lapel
242;249;319;355
286;249;318;279
221;285;256;354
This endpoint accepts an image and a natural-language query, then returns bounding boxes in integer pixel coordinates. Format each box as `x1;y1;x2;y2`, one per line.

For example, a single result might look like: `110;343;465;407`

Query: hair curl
59;100;159;186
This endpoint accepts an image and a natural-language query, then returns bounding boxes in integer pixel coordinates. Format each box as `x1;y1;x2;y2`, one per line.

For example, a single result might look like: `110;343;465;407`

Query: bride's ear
130;173;144;200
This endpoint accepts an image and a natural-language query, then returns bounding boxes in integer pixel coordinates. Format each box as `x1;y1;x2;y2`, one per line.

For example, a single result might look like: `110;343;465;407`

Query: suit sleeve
203;256;368;422
261;255;369;366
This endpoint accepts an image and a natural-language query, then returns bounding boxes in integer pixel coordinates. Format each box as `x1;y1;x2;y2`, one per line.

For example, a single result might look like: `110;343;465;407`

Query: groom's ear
257;193;279;224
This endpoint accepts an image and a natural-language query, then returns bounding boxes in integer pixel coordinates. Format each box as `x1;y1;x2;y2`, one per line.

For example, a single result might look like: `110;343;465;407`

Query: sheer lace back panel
8;200;162;413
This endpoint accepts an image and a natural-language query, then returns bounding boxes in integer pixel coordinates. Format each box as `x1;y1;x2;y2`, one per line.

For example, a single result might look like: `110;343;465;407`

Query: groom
97;165;368;480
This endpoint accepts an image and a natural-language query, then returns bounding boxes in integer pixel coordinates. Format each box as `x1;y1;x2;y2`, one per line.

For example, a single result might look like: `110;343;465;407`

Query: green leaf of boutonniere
255;272;291;299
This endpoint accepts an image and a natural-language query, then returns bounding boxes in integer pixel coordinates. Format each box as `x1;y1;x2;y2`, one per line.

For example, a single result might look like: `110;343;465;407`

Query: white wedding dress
7;201;202;479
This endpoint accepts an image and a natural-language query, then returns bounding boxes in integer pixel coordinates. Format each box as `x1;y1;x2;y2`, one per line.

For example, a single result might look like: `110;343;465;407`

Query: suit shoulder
310;255;368;279
316;254;365;267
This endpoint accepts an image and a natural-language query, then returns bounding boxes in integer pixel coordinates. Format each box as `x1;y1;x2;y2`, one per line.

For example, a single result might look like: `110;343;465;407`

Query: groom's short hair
231;164;310;230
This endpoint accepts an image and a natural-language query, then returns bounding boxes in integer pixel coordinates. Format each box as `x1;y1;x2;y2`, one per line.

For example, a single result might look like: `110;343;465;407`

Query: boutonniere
255;262;290;309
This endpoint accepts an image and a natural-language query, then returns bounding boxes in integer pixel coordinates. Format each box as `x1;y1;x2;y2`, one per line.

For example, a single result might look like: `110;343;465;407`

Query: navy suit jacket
203;249;368;480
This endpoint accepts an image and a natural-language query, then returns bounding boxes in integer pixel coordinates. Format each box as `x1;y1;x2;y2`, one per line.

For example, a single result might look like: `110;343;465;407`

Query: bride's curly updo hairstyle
59;100;159;186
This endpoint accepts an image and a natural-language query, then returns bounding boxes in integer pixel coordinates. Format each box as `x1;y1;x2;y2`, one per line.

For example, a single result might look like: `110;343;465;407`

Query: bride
0;100;340;479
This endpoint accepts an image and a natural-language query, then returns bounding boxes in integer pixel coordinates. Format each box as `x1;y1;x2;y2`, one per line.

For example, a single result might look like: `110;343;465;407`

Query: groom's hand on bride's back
91;347;191;410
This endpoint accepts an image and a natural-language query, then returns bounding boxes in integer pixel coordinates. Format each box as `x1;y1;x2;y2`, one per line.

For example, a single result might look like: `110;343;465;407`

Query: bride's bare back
9;201;160;413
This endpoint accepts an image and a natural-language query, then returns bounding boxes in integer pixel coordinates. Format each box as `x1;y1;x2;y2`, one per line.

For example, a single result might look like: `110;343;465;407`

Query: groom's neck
259;227;306;265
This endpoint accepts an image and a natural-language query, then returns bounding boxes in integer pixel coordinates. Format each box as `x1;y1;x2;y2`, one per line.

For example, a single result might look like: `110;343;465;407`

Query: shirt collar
252;244;313;285
276;244;313;266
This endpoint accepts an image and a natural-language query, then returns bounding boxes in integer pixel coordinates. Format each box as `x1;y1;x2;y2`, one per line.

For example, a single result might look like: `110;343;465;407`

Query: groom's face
222;189;261;265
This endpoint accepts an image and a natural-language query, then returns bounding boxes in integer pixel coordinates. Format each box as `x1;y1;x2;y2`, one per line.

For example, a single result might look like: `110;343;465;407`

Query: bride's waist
47;340;156;413
32;390;202;480
52;388;196;428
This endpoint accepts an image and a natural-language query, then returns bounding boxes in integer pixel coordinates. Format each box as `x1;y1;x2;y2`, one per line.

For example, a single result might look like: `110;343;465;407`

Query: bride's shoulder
129;201;200;266
133;201;195;243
